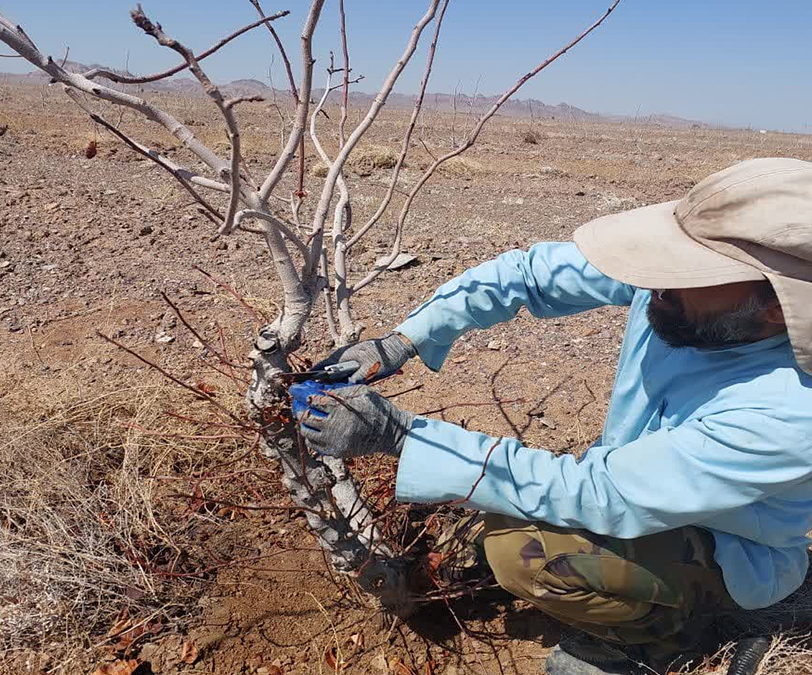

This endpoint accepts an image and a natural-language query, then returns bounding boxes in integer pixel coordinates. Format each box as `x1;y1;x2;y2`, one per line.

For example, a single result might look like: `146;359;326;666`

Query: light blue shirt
394;242;812;610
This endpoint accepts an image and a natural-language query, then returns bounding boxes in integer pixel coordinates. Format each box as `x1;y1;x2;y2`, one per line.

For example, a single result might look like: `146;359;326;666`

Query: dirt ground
3;82;812;675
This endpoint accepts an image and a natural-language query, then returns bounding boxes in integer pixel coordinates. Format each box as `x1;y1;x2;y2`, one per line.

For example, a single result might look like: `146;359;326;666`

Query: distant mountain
1;60;707;129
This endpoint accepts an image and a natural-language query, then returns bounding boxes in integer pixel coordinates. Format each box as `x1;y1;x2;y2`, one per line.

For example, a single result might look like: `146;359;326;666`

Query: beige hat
574;158;812;375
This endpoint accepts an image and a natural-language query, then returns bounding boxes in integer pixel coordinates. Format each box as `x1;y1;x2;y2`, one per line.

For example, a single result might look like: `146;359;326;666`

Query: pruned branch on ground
0;0;622;623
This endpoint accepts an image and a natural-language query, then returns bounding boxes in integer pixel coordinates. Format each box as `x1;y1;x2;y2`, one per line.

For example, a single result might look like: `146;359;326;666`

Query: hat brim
573;201;765;289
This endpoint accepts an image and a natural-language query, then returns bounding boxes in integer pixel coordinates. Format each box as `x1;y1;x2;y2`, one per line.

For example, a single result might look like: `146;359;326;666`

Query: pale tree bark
0;0;621;614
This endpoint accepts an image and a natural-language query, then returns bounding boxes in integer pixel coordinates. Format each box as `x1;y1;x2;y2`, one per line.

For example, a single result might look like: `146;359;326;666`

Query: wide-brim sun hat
574;158;812;375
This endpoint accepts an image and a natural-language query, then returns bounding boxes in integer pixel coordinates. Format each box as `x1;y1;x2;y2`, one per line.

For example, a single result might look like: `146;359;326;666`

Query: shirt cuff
392;322;449;372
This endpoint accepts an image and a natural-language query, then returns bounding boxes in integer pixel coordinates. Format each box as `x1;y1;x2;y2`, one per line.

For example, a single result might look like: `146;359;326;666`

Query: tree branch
130;4;251;235
338;0;351;148
259;0;326;202
346;0;450;250
308;64;357;342
66;95;225;223
234;209;308;257
84;11;290;84
0;13;228;175
351;0;622;293
305;0;442;279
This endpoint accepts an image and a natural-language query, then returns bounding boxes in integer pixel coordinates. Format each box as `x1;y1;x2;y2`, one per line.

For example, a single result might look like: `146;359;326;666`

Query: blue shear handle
290;380;352;418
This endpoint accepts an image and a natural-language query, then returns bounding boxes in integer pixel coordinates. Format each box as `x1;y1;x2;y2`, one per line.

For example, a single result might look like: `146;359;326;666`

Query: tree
0;0;620;616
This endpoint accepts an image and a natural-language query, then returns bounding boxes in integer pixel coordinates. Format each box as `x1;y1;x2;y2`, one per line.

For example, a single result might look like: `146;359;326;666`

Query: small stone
139;225;153;236
487;339;503;351
192;339;204;349
155;331;175;344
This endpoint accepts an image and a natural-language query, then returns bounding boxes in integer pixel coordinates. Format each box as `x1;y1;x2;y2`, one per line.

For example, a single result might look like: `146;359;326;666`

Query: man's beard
647;292;771;349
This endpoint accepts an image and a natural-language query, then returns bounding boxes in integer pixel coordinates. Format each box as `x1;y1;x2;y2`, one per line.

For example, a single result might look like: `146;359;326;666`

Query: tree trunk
247;323;415;615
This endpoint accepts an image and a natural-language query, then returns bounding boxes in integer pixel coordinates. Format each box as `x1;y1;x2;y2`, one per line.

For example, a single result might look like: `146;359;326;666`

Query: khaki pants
481;514;736;661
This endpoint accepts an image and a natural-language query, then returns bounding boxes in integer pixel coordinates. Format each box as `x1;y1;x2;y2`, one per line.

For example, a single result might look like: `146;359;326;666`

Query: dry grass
0;365;259;665
309;145;399;179
348;145;398;175
435;156;484;179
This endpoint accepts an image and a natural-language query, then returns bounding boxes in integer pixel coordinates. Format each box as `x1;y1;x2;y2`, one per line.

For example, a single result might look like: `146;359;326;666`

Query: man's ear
764;304;786;326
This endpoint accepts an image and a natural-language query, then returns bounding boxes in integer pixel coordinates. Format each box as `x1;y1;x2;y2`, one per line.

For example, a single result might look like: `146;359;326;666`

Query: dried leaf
349;632;365;651
324;646;345;671
426;551;443;572
267;666;284;675
389;658;418;675
180;639;199;664
425;660;437;675
92;659;141;675
188;484;205;513
364;361;381;381
86;139;98;159
107;615;132;638
194;380;217;395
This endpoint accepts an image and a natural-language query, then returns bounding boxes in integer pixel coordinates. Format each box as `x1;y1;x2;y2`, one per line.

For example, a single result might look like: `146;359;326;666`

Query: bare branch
351;0;622;293
320;248;340;344
131;4;247;234
346;0;451;250
0;14;228;175
338;0;350;148
225;95;264;108
305;0;442;278
259;0;326;202
95;331;248;428
84;11;290;84
249;0;299;103
234;209;308;257
249;0;308;198
65;92;225;223
0;52;21;58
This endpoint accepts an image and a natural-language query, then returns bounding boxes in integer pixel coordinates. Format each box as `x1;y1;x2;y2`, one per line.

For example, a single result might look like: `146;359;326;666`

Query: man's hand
296;385;414;458
313;333;416;384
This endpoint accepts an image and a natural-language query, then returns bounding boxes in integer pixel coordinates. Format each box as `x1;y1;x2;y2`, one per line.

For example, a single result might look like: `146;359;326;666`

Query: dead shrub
347;145;398;176
436;156;484;179
310;161;329;178
521;130;539;144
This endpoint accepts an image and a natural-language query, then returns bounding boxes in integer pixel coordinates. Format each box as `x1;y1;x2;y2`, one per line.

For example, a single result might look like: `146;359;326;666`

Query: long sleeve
396;406;812;539
394;242;635;371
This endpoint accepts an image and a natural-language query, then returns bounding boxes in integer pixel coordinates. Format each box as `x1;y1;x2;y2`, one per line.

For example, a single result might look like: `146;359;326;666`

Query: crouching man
295;158;812;674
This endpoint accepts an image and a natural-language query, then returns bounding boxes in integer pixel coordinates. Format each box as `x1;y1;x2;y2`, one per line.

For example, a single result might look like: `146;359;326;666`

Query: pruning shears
281;360;360;383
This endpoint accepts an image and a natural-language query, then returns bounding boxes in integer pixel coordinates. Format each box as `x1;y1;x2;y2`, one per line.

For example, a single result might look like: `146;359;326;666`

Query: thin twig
160;291;249;369
351;0;622;293
84;11;290;84
192;265;270;324
95;331;247;427
419;398;523;416
83;107;224;221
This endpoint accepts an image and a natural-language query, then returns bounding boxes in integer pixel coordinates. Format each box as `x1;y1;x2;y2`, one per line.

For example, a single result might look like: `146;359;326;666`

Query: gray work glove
314;332;416;384
296;385;414;458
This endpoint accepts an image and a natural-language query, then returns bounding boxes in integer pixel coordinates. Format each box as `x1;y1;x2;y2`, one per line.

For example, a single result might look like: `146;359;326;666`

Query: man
295;158;812;674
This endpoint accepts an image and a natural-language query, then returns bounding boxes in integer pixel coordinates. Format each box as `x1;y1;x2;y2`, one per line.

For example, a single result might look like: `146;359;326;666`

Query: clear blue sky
2;1;810;132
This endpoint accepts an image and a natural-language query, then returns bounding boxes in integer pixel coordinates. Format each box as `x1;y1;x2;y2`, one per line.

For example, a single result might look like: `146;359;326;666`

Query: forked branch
351;0;622;293
84;11;289;84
